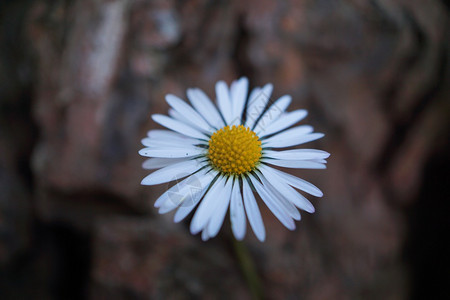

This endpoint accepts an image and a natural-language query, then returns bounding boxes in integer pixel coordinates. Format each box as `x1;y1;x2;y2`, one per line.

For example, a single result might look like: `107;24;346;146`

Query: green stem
231;238;263;299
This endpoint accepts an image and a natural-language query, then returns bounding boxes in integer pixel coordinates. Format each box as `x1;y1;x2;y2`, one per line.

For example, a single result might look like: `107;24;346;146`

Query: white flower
139;77;329;241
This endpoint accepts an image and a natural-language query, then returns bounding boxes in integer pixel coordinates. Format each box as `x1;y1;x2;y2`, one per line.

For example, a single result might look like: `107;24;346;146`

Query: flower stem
231;238;263;299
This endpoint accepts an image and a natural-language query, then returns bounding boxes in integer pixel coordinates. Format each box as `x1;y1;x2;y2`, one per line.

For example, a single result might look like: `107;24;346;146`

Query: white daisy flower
139;77;329;242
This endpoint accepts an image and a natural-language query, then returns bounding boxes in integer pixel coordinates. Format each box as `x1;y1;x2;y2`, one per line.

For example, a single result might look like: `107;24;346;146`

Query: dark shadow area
0;221;92;300
404;137;450;299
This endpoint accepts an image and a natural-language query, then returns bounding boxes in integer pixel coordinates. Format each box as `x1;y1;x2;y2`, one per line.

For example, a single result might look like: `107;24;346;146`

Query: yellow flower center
208;125;262;176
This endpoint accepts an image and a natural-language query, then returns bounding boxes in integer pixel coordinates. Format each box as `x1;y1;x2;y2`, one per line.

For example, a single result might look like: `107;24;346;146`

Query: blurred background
0;0;449;299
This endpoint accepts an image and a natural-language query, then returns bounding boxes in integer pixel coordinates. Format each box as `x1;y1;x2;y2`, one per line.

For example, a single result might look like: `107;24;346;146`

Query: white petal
242;179;266;242
138;147;204;158
249;175;296;230
247;87;261;109
141;136;198;148
167;109;214;136
259;165;315;213
215;81;233;124
154;173;195;208
168;108;206;133
147;131;201;144
258;109;308;138
166;94;212;132
263;132;324;148
313;159;328;164
201;227;211;241
207;179;233;238
245;83;273;129
173;171;215;222
173;184;206;222
265;149;330;160
264;159;326;169
174;198;201;223
258;173;301;220
230;77;248;125
142;157;188;169
262;125;313;143
230;181;246;240
147;129;189;140
190;176;227;234
156;169;215;212
168;108;188;123
268;167;323;197
141;159;204;185
254;95;291;132
187;88;224;129
152;114;207;140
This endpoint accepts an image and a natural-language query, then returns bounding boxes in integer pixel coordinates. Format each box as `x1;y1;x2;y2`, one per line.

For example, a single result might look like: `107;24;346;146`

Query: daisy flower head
139;77;329;242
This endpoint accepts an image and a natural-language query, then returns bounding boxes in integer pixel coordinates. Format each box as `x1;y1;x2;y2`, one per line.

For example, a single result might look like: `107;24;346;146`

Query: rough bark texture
1;0;449;299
